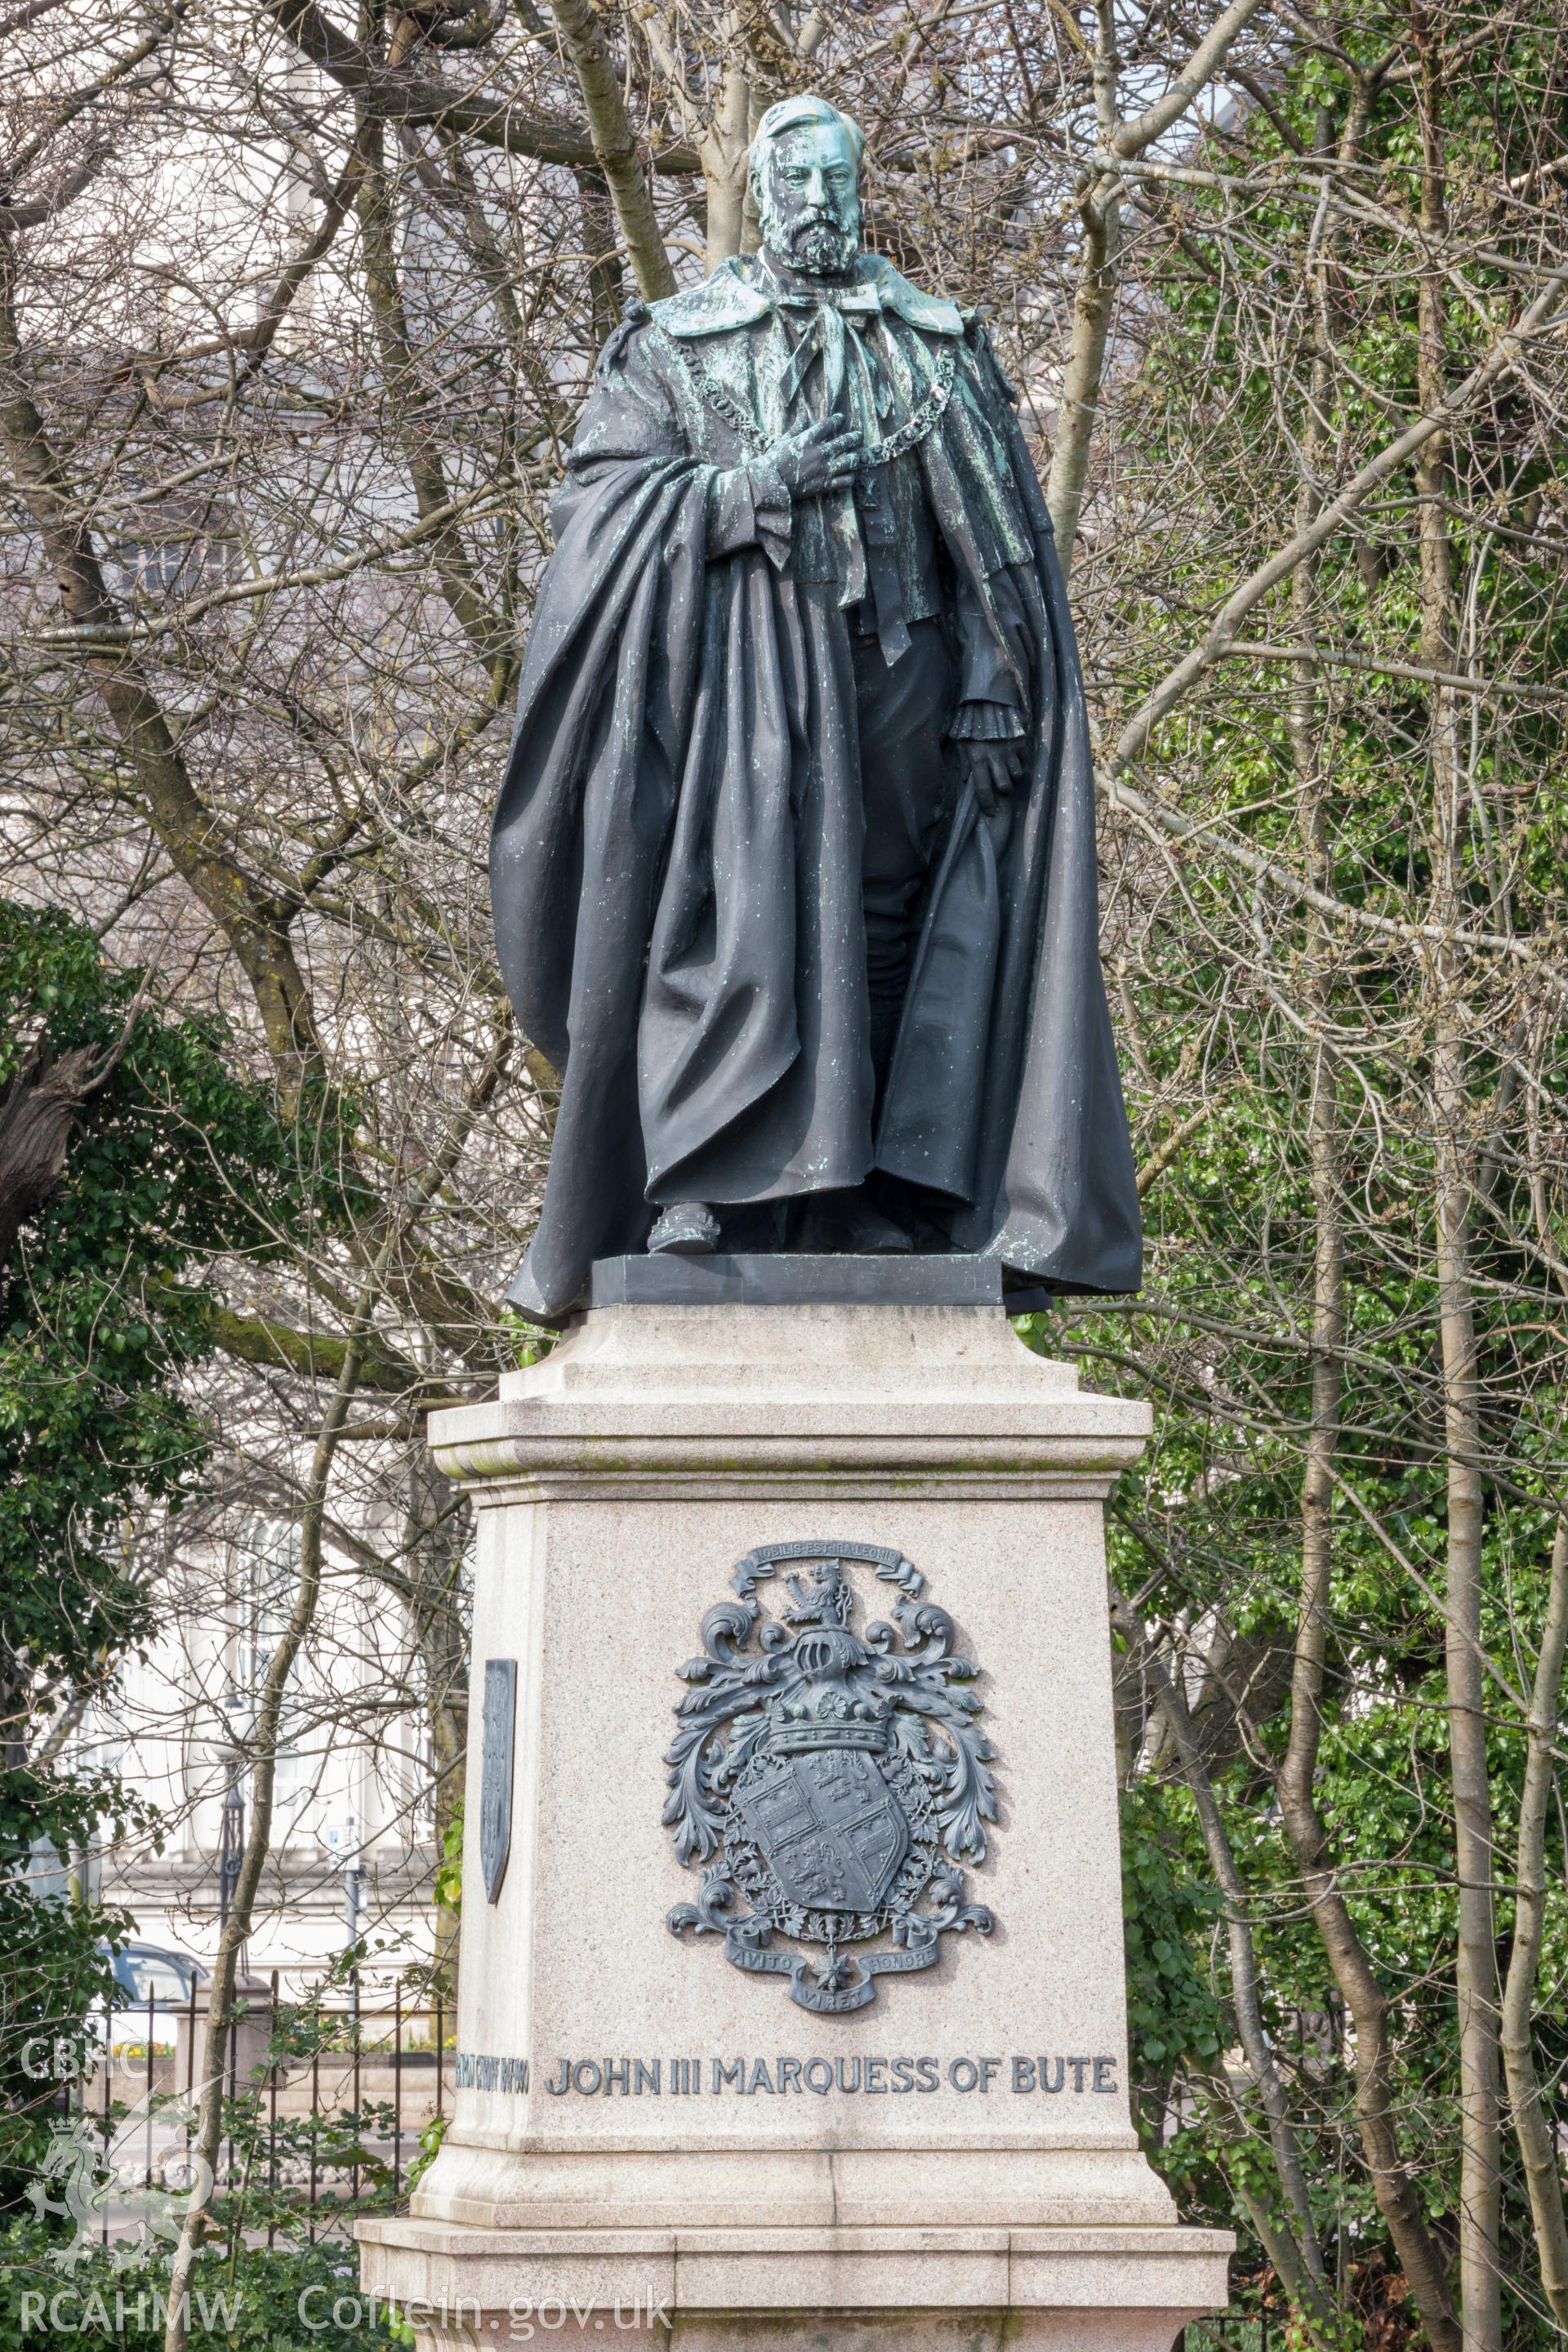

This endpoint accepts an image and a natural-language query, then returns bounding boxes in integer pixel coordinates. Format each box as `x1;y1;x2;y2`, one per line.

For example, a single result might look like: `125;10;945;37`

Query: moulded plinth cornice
427;1432;1148;1504
428;1301;1151;1499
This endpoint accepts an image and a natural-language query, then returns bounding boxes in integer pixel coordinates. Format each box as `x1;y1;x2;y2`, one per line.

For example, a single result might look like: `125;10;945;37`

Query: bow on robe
768;289;921;664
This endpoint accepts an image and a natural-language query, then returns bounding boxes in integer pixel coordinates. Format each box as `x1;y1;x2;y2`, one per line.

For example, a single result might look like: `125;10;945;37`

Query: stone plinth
359;1294;1232;2346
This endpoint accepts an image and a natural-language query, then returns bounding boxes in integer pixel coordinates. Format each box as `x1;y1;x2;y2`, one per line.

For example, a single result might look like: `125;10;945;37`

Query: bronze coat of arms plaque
666;1539;997;2013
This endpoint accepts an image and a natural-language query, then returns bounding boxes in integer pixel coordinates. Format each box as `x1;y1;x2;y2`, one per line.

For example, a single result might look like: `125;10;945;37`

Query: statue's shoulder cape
652;253;964;340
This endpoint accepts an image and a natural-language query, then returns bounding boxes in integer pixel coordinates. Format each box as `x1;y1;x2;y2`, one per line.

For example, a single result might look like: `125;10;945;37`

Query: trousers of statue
852;615;954;1105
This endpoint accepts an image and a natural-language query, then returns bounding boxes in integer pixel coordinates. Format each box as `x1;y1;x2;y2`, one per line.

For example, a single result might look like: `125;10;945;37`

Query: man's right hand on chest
706;418;862;564
762;416;862;501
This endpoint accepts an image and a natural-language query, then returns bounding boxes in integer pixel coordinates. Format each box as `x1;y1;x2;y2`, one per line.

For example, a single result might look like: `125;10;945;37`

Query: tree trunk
1280;176;1341;2316
1499;1513;1568;2324
163;1319;371;2352
1276;1687;1463;2350
575;167;625;349
1044;0;1120;563
1109;1588;1334;2327
1431;1000;1501;2352
1409;15;1502;2341
1042;0;1275;564
0;238;323;1108
1272;115;1462;2325
356;109;511;675
547;0;675;300
700;61;750;270
0;1044;97;1279
403;1447;470;1997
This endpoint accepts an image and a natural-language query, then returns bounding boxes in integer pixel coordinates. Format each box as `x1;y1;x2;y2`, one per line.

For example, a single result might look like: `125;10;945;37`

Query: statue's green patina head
749;96;864;277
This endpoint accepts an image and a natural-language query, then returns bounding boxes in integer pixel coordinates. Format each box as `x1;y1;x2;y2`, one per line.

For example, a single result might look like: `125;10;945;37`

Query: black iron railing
73;1971;453;2247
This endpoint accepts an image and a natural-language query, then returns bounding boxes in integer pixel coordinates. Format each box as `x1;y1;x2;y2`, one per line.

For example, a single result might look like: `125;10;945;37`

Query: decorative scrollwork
665;1540;998;2012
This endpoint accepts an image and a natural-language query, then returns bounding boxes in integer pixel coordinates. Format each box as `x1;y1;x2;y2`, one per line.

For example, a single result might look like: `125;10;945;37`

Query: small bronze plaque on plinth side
480;1658;517;1903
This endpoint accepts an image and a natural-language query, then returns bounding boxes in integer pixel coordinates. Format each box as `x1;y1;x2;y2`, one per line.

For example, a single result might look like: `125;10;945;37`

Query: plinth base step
358;2219;1233;2349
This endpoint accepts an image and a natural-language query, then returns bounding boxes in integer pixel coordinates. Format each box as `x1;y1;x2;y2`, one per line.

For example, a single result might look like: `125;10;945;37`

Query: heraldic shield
665;1540;998;2014
734;1744;909;1914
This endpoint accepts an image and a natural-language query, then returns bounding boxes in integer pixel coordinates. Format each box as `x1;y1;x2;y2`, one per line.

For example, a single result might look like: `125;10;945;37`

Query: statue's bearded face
758;122;861;277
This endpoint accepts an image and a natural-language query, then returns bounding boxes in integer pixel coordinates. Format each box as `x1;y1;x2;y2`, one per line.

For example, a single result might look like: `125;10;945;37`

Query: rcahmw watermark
15;2288;674;2338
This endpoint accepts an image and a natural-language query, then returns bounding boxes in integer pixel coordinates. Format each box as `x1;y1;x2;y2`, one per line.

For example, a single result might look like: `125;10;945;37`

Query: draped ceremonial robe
490;255;1141;1322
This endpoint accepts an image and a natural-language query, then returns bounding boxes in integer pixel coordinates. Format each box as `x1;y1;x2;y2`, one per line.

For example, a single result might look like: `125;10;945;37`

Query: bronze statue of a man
491;96;1140;1321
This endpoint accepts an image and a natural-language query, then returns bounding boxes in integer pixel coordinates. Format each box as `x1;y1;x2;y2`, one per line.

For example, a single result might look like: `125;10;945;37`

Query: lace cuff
947;700;1027;743
706;462;792;568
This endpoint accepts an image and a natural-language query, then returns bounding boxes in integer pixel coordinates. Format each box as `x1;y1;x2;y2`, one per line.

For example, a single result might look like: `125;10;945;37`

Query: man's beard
776;213;858;276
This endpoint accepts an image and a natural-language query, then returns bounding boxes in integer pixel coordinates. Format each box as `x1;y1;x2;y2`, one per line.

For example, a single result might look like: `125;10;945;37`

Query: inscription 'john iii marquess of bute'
452;2052;1121;2095
665;1540;996;2013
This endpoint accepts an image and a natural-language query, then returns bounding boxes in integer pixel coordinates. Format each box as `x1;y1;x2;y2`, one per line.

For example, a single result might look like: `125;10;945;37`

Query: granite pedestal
358;1275;1232;2347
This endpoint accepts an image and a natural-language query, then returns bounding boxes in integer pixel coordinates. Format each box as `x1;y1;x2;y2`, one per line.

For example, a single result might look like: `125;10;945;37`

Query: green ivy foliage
1;901;318;2196
1;900;310;1711
1120;1784;1227;2097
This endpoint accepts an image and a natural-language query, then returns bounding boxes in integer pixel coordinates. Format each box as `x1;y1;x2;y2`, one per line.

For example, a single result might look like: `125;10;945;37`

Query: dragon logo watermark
25;2105;212;2273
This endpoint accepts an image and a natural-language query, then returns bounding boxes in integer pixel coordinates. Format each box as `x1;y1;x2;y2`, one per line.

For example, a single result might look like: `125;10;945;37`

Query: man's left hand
959;737;1026;817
